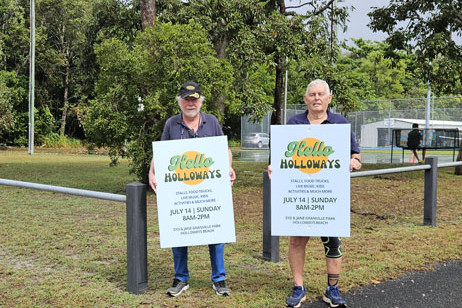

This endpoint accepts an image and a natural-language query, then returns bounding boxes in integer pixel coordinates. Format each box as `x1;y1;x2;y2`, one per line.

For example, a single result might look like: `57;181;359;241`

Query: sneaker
166;278;189;297
323;286;347;307
285;286;307;307
212;280;230;296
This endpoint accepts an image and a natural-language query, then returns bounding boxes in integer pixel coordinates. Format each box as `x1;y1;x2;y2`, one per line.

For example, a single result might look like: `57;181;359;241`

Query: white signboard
384;118;395;128
152;136;235;248
270;125;351;237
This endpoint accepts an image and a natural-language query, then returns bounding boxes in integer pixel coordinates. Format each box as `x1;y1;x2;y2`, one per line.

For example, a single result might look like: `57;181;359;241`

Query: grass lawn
1;150;461;307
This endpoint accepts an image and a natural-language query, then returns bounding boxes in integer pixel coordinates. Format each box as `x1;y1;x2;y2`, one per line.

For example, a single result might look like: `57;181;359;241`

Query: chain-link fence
241;97;462;149
347;108;462;147
240;104;306;149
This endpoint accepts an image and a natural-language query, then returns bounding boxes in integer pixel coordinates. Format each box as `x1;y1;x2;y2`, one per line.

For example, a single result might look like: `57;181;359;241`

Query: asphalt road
302;260;462;308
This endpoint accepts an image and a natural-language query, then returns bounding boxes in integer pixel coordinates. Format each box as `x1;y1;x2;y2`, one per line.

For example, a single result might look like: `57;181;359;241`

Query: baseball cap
179;82;201;99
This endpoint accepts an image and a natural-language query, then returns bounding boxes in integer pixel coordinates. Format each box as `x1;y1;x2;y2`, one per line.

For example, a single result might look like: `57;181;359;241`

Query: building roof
387;118;462;128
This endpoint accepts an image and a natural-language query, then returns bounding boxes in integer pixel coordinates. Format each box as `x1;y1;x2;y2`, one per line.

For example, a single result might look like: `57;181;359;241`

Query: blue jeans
172;243;226;283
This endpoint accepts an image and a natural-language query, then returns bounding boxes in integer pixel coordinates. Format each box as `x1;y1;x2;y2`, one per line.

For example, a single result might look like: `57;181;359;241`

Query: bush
80;21;234;182
41;133;82;148
228;139;241;147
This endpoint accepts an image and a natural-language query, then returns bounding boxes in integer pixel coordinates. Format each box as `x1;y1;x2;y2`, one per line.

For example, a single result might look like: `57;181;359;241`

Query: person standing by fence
148;82;236;297
269;79;361;308
407;123;426;164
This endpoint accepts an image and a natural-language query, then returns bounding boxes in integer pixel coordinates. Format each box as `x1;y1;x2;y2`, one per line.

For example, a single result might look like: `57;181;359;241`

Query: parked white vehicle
243;133;270;149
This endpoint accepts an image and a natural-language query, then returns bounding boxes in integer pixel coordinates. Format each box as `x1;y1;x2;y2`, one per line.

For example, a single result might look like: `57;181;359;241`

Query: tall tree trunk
271;54;284;125
213;35;228;116
270;0;286;125
2;24;6;70
140;0;156;30
278;0;286;12
60;60;70;137
59;23;70;137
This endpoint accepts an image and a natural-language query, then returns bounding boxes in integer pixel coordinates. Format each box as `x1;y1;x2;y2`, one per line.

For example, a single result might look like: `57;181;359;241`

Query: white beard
182;107;201;118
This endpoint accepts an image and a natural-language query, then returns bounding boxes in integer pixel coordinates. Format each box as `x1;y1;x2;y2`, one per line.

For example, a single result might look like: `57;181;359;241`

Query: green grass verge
1;150;461;307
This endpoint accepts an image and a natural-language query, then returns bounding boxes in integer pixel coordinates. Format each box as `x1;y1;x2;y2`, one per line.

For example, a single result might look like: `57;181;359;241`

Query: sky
334;1;462;45
336;0;391;43
287;0;393;44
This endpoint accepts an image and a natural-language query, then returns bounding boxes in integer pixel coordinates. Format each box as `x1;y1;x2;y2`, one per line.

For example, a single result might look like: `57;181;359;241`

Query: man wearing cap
149;81;236;297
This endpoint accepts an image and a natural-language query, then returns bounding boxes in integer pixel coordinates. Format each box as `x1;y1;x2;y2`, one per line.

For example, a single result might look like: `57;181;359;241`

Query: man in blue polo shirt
269;79;361;308
149;81;236;297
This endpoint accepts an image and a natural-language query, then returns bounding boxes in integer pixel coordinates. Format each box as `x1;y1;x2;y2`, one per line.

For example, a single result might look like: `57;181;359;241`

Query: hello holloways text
164;153;221;183
280;140;341;170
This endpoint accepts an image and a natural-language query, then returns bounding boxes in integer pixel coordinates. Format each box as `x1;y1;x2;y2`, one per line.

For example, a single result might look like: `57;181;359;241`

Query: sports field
1;150;461;307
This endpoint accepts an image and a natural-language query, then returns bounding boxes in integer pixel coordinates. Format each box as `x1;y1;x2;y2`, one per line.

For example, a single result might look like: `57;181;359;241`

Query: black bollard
262;171;280;262
423;157;438;227
126;182;148;294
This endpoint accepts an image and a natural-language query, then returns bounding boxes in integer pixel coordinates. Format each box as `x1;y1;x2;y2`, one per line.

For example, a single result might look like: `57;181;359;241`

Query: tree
80;22;234;181
158;1;351;125
368;0;462;95
369;0;462;168
35;0;141;140
337;39;428;108
0;1;28;137
37;0;92;136
265;0;350;124
0;0;30;73
157;0;270;128
1;0;151;146
140;0;155;29
0;77;14;135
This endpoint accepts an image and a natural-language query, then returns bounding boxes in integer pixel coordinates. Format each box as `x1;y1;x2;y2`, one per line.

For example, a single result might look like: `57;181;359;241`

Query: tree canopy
1;0;462;180
80;21;233;181
369;0;462;95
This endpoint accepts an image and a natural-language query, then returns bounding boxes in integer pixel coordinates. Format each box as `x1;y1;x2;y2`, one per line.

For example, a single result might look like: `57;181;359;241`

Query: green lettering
204;157;214;167
297;141;307;156
285;141;335;158
179;155;189;169
168;156;181;171
285;141;299;157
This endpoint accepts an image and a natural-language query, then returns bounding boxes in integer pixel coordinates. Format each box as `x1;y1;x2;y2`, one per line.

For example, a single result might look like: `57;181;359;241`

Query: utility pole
330;0;336;60
283;57;288;125
330;0;343;61
425;79;431;129
28;0;35;155
425;61;432;130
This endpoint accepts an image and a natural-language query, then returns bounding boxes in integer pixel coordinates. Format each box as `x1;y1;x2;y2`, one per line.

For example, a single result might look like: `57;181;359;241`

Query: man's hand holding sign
149;82;235;298
269;79;361;308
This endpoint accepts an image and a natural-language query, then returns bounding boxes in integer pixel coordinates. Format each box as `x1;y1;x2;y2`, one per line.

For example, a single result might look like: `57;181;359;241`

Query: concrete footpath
303;259;461;308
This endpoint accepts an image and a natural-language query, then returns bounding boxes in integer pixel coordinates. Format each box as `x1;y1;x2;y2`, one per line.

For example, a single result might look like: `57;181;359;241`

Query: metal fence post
126;182;148;294
423;157;438;226
262;171;279;262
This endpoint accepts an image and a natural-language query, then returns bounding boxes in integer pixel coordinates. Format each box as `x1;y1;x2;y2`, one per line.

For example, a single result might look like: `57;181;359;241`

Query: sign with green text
152;136;235;248
270;124;351;237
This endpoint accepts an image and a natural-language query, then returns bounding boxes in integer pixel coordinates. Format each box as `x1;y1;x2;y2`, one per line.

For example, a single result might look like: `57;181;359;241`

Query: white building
360;118;462;148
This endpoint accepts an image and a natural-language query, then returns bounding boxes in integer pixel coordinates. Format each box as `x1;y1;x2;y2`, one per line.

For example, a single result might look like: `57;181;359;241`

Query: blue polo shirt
161;112;224;141
287;109;360;154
